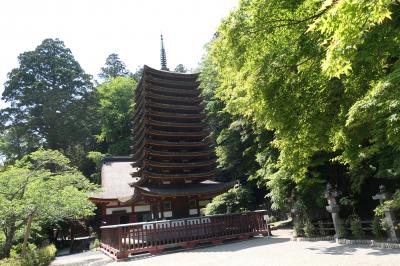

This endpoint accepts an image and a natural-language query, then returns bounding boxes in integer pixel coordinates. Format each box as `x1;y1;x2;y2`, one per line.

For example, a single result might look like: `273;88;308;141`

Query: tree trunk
21;214;33;258
2;226;17;259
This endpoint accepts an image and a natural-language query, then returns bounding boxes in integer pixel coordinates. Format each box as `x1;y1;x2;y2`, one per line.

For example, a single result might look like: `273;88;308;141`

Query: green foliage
303;219;315;237
293;220;304;237
10;243;36;258
318;220;326;236
375;191;400;216
92;239;100;249
199;48;275;210
0;149;97;258
204;186;255;215
86;152;105;184
0;38;96;160
0;244;56;266
348;215;365;239
371;216;384;239
0;38;98;176
311;0;394;77
174;64;188;73
204;0;400;209
99;53;131;80
95;77;136;155
337;219;347;239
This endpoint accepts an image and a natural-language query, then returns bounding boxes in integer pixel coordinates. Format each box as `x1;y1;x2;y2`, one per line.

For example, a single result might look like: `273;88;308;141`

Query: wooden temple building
90;36;235;225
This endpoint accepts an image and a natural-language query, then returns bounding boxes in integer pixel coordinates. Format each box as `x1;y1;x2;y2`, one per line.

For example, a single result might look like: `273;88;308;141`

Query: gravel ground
106;230;400;266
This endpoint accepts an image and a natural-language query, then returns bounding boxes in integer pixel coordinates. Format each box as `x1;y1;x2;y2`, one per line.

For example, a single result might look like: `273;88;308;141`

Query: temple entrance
119;215;129;224
136;212;152;222
173;198;189;219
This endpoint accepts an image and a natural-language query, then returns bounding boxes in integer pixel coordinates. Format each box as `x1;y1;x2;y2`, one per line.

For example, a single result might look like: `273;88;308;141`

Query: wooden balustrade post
118;227;122;252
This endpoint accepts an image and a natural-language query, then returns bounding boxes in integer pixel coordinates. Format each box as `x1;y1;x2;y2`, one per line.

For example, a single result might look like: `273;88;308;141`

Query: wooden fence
312;220;373;235
100;210;270;259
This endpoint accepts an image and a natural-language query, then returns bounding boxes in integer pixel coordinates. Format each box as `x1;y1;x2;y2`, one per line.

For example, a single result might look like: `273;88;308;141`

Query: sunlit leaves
311;0;394;77
207;0;400;203
95;77;136;155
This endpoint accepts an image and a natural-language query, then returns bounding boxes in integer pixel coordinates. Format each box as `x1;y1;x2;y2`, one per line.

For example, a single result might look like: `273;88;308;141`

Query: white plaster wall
106;206;132;215
189;209;198;215
134;205;151;212
163;211;173;218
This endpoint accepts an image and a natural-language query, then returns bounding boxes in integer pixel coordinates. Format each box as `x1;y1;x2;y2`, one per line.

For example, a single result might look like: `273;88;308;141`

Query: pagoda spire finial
160;34;169;71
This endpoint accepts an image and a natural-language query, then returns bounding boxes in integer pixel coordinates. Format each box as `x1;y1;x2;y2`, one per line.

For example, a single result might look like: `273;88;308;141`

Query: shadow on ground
307;245;400;256
183;236;290;253
122;236;289;262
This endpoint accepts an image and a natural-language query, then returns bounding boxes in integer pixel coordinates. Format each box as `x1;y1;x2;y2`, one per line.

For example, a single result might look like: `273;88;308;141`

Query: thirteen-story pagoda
90;35;235;224
129;64;235;220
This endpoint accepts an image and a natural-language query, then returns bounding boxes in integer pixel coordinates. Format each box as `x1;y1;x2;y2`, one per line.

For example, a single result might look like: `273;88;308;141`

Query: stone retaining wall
292;237;400;249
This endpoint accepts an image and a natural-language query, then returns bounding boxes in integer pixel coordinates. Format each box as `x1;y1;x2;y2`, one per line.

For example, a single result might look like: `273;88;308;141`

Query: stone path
106;230;400;266
51;250;112;266
51;230;400;266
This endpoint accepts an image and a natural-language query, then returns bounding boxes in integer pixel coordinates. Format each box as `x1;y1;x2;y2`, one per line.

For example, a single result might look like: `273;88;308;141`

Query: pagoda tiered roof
130;65;234;198
134;180;237;197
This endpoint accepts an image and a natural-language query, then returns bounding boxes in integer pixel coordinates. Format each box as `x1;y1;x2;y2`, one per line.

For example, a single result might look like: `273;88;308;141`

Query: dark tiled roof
134;180;237;197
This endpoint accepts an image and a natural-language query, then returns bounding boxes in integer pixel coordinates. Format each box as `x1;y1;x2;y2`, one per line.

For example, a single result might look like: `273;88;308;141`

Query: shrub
303;220;315;237
204;186;255;215
318;220;327;236
1;244;56;266
337;219;347;238
293;220;304;237
349;216;365;239
10;243;37;258
91;239;100;249
0;257;22;266
371;216;384;239
36;244;57;266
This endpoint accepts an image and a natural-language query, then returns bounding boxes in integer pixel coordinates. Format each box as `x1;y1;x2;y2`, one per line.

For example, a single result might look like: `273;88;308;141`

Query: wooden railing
100;210;269;259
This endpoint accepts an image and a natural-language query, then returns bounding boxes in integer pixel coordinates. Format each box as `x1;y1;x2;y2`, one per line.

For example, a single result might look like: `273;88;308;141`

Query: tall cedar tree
0;38;97;162
99;53;131;80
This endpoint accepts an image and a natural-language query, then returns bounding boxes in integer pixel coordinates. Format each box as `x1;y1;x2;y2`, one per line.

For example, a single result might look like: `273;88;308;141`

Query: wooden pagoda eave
134;111;204;129
132;101;145;124
146;149;214;158
143;65;199;80
146;92;201;104
147;101;203;111
147;139;210;148
148;129;208;138
131;143;145;159
147;119;206;129
149;86;200;97
145;159;216;168
147;110;205;120
147;77;199;89
143;169;218;180
131;134;145;150
134;81;146;103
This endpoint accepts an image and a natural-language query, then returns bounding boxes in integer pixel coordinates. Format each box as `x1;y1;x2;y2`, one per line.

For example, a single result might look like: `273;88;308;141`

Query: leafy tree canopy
204;185;255;215
0;149;97;258
0;38;96;162
99;53;131;80
174;64;188;73
207;0;400;199
95;76;137;155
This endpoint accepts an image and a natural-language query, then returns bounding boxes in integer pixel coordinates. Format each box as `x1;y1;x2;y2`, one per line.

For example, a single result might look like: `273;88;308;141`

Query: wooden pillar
196;196;201;216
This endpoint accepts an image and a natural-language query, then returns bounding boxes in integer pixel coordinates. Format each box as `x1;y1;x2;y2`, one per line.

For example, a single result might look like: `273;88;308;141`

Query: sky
0;0;238;109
